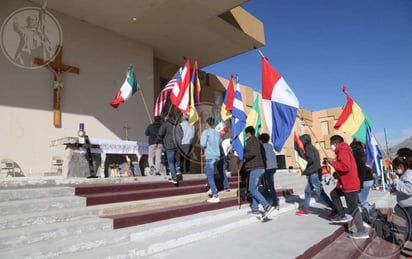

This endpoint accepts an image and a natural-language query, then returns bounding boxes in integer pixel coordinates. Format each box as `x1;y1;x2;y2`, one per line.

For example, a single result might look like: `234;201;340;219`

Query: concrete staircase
0;170;303;258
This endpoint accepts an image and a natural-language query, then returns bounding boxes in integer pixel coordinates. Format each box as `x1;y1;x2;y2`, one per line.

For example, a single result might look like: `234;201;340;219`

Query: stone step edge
0;196;86;216
0;200;297;259
0;217;113;250
50;199;300;259
77;201;300;259
0;186;75;202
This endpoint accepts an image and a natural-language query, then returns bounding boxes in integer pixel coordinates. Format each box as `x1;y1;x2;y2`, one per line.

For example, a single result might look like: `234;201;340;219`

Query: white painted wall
0;0;154;175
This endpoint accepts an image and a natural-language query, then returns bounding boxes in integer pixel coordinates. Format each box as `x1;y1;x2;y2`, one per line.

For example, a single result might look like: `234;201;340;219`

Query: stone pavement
143;183;397;259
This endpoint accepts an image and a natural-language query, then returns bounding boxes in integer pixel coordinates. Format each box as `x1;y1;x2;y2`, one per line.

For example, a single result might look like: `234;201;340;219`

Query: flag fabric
261;57;299;152
153;70;179;116
193;61;201;111
294;132;308;170
188;61;200;125
365;126;383;177
215;120;228;135
246;94;261;136
220;75;235;121
170;59;191;114
333;86;372;143
110;66;140;108
231;76;247;160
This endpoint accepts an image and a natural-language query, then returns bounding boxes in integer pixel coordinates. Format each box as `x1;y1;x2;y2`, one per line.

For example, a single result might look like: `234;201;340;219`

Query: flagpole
138;88;153;123
254;46;265;59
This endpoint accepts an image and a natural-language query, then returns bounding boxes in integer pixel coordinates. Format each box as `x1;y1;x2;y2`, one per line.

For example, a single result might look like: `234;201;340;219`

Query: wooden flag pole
138;88;153;123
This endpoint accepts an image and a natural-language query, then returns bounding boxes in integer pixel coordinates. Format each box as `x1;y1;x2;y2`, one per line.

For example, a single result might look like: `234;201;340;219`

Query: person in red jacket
325;135;369;239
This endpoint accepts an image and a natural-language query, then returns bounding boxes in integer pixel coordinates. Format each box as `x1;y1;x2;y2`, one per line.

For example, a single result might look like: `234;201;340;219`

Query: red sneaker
296;209;309;216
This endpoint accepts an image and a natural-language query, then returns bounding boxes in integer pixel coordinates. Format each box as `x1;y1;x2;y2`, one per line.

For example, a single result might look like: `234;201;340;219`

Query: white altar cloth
50;137;148;178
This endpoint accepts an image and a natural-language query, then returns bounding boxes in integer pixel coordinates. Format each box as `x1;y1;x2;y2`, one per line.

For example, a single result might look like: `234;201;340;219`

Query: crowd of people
145;114;412;235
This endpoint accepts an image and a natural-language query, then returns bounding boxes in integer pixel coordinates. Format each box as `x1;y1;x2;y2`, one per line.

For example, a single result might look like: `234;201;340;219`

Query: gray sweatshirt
393;169;412;208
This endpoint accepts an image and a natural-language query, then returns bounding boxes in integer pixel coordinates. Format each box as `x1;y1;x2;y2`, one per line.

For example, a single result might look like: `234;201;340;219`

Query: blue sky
204;0;412;149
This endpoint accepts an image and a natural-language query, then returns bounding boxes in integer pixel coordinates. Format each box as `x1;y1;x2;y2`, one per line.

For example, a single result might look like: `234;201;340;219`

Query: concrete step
0;206;100;230
0;186;75;202
79;182;238;206
0;217;112;250
0;196;86;216
63;198;299;259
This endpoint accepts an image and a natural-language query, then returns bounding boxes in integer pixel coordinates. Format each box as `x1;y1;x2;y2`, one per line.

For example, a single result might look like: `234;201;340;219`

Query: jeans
205;159;218;195
303;173;336;211
249;168;270;211
359;180;374;212
166;149;177;181
264;168;279;206
178;144;192;173
330;188;365;232
148;144;163;173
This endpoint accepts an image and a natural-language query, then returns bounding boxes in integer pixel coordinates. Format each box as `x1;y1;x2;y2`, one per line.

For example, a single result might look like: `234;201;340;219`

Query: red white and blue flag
170;58;191;114
153;70;178;116
231;76;246;160
365;125;383;177
262;57;299;152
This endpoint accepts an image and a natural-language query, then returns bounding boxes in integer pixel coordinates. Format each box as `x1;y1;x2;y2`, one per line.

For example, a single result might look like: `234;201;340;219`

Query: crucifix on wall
34;45;80;128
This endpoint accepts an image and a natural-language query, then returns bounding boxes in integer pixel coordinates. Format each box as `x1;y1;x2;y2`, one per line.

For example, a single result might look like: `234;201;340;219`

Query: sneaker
224;188;231;192
261;206;275;220
207;188;212;197
363;221;371;228
349;231;369;239
327;210;338;218
331;215;351;223
167;178;178;184
275;205;280;211
149;166;155;175
296;209;309;216
247;210;261;216
207;196;220;203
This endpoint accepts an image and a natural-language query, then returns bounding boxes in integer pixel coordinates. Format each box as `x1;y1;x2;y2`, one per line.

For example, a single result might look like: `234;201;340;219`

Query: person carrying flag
296;134;336;217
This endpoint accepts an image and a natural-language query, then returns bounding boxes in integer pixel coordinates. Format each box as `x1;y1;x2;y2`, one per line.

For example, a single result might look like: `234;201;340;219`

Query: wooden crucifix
34;45;80;128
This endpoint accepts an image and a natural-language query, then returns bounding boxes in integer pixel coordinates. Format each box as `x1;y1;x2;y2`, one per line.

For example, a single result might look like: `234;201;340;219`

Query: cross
34;45;80;128
123;124;131;140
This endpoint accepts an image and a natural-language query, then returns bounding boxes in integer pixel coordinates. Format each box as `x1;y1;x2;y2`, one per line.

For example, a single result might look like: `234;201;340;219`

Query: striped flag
262;57;299;152
220;75;235;121
188;60;200;125
231;76;246;160
110;65;140;108
246;94;261;136
170;59;191;114
153;70;180;116
365;125;383;177
334;86;372;143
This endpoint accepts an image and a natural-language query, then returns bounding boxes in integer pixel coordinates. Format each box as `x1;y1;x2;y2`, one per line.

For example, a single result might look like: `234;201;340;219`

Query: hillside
388;136;412;158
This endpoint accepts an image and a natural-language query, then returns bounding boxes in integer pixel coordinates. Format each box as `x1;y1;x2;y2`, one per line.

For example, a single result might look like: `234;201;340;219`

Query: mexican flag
110;66;140;108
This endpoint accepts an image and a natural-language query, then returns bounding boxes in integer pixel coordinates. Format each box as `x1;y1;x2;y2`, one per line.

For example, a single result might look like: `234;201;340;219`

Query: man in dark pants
326;135;369;239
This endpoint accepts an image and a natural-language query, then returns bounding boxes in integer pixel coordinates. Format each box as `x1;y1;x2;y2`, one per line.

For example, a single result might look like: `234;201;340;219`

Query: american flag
153;70;181;116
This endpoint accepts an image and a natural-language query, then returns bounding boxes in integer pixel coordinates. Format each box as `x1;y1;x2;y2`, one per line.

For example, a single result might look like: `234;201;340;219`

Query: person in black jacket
350;140;374;215
296;134;337;216
145;116;163;175
244;126;274;220
157;115;179;185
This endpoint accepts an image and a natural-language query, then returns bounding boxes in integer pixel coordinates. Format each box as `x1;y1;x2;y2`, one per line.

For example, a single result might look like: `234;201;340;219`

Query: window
321;121;329;135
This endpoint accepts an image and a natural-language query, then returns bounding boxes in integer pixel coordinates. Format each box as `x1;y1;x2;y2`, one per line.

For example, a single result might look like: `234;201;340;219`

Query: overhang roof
30;0;265;68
